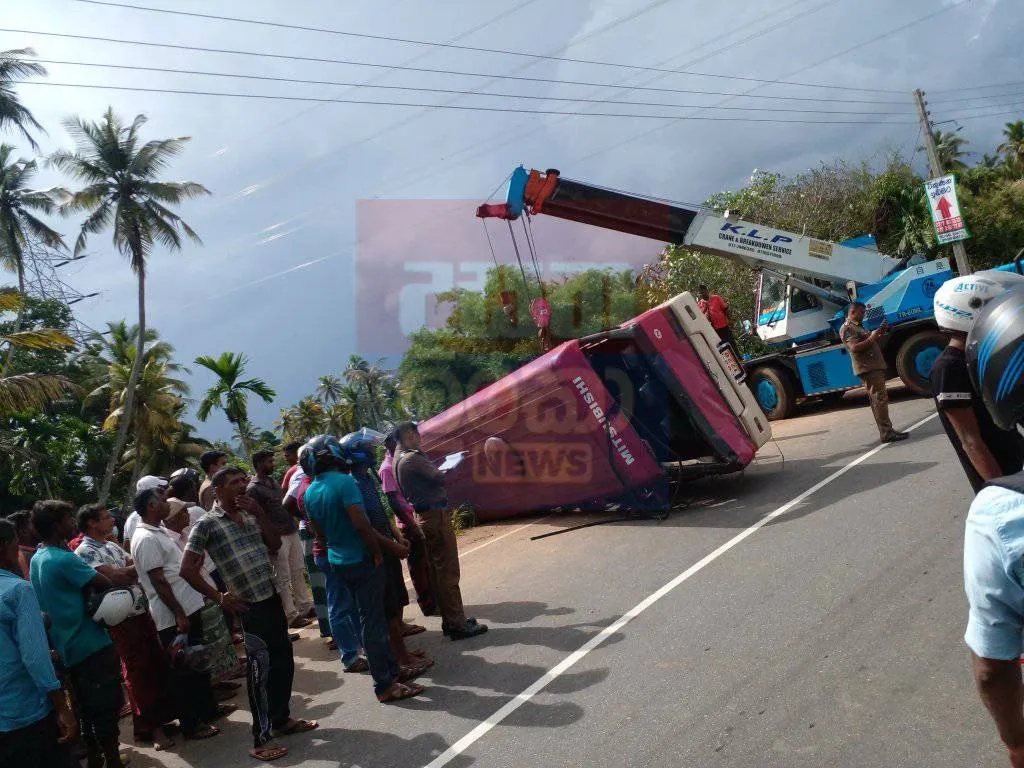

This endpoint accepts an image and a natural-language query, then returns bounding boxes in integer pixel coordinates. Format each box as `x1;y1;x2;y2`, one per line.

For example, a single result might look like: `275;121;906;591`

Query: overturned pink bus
416;291;771;521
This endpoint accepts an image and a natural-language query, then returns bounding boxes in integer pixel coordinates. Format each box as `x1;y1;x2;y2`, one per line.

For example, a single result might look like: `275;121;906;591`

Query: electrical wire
18;81;916;123
66;0;907;94
929;89;1024;105
931;80;1024;95
4;28;917;106
570;0;966;167
31;59;916;112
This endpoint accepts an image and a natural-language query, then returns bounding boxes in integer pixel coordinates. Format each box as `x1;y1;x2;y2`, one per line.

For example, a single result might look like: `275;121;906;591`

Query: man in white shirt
130;487;226;740
122;475;168;547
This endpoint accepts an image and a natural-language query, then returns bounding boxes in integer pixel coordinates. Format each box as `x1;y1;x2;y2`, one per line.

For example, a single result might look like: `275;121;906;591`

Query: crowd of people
0;422;489;765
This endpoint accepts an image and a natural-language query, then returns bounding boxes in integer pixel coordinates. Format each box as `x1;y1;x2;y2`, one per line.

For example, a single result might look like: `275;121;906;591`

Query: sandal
185;723;220;741
377;681;425;703
401;623;426;636
343;657;369;673
249;743;288;762
272;718;318;737
215;680;241;691
398;659;432;682
213;704;238;720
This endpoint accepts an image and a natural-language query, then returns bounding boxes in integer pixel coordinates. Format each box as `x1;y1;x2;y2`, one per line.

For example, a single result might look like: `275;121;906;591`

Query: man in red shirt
697;285;734;351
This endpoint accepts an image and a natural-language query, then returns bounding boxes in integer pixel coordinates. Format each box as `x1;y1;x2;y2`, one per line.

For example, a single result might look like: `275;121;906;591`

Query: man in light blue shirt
0;517;76;767
962;286;1024;767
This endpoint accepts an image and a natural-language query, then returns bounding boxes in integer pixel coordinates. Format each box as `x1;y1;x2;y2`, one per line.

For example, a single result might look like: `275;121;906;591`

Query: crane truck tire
747;365;796;421
895;329;947;397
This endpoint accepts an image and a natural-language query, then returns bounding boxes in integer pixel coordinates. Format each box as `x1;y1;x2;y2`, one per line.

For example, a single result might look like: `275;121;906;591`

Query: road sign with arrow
924;174;969;245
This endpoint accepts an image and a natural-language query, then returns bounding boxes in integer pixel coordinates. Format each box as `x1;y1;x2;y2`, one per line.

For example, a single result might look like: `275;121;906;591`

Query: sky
1;0;1020;441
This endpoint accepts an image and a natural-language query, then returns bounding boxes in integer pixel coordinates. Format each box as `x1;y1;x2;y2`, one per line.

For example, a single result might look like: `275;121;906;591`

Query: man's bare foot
153;727;175;751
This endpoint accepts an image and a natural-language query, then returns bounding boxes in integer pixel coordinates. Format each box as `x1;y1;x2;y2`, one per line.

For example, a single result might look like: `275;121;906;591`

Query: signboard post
925;174;970;245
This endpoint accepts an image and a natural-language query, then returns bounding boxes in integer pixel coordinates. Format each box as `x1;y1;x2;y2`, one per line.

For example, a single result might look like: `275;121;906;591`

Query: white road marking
423;412;939;767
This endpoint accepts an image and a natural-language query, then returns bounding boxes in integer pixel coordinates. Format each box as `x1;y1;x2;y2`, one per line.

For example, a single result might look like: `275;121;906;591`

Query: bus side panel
417;341;663;521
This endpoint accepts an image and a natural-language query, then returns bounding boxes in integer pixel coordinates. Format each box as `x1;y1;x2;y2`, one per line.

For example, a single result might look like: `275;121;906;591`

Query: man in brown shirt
839;302;908;444
394;422;487;641
247;449;313;629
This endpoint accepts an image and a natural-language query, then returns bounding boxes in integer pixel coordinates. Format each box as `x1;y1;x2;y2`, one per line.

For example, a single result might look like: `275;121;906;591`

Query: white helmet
86;584;147;628
933;270;1024;333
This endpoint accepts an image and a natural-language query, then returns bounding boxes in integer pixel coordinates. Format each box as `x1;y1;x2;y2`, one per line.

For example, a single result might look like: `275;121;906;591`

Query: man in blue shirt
962;287;1024;767
302;434;424;703
29;500;125;768
0;518;76;768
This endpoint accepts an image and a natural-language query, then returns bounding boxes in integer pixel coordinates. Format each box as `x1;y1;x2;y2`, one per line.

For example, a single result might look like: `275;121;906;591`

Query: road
132;387;1002;768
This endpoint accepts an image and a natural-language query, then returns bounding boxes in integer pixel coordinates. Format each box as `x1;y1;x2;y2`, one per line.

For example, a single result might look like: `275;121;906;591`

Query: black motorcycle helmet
967;286;1024;431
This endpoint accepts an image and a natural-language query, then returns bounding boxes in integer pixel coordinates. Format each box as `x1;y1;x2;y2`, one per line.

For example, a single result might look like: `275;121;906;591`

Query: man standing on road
248;449;314;630
0;518;77;768
302;435;424;703
697;284;735;351
181;466;318;762
960;286;1024;767
380;431;435;616
29;501;125;768
131;489;226;743
395;421;487;641
839;301;909;444
198;450;228;511
931;273;1024;492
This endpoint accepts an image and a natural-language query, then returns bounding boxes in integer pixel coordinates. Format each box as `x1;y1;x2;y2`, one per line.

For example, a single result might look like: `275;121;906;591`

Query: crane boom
478;166;899;286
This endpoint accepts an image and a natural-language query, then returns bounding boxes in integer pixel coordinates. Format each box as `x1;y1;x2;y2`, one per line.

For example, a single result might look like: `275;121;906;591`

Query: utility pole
913;88;972;275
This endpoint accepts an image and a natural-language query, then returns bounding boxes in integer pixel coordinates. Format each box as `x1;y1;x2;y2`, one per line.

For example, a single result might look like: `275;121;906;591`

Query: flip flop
249;743;288;762
213;704;238;720
214;680;241;691
377;681;425;703
343;657;369;673
398;660;432;683
272;718;318;737
185;724;220;741
401;623;427;636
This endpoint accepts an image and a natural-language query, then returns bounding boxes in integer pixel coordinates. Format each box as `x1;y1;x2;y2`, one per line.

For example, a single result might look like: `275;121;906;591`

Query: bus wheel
748;366;796;420
896;330;947;396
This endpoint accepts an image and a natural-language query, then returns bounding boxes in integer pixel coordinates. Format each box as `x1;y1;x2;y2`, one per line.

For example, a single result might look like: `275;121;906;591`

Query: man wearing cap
122;475;167;547
248;448;314;629
394;422;487;641
839;302;909;444
130;488;227;742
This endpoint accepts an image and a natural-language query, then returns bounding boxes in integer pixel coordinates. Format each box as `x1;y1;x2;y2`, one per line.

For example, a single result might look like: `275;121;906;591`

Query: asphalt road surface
133;386;1002;768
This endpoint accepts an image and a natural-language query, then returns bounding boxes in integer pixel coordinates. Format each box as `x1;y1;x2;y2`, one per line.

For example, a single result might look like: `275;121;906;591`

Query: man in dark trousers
30;501;124;768
181;466;318;762
394;422;487;641
931;272;1024;492
839;301;909;444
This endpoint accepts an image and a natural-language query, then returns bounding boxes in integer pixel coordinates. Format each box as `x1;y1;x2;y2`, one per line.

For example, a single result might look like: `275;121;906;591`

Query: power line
931;80;1024;95
67;0;906;94
2;27;913;105
570;0;969;167
20;80;915;124
31;59;914;115
930;89;1024;105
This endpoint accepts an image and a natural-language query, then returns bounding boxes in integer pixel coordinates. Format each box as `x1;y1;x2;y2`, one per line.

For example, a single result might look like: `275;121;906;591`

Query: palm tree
0;289;74;414
0;144;66;350
194;351;276;459
83;321;188;492
275;397;325;443
998;120;1024;175
316;374;344;404
0;49;46;149
343;354;392;428
924;129;969;173
324;400;356;437
51;108;209;503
